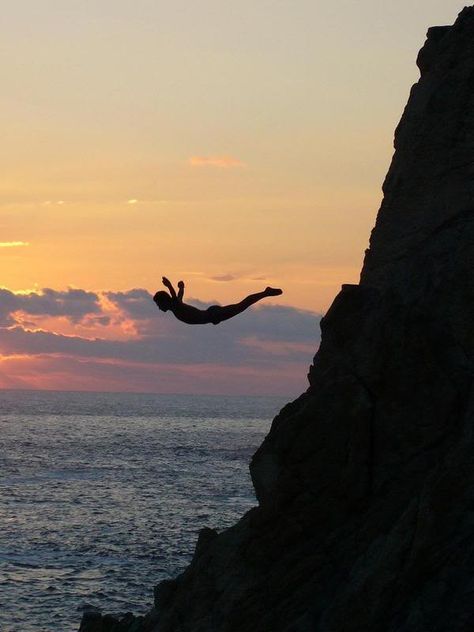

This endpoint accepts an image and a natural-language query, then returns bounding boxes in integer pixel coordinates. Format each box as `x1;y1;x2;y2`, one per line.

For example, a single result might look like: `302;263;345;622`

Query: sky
0;1;467;395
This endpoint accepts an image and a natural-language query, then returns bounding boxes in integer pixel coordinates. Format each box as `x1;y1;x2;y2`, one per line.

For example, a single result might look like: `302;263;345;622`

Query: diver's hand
177;280;184;289
162;276;172;288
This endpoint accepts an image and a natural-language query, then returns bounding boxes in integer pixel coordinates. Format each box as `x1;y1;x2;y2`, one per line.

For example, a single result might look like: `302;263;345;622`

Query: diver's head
153;291;173;312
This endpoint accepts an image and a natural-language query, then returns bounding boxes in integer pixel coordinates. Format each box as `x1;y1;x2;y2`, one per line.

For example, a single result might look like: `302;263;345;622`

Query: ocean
0;390;287;632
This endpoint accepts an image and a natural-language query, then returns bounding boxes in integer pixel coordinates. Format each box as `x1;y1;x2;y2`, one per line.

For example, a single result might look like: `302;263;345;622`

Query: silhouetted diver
153;277;283;325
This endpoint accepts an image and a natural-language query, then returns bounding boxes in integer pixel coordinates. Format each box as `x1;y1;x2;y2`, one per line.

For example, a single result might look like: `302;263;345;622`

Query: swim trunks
206;305;223;325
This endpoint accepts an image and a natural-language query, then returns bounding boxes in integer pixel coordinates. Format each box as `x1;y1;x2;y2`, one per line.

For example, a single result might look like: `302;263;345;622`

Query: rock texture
80;7;474;632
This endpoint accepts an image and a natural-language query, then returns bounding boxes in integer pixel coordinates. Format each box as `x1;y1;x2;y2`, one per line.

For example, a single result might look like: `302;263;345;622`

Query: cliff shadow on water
81;7;474;632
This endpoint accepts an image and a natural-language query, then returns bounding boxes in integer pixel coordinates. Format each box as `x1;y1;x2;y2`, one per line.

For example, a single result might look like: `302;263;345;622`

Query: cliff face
81;8;474;632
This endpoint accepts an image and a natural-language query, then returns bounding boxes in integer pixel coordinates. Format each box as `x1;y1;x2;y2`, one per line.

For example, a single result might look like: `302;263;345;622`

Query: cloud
105;288;157;320
209;274;237;282
0;286;322;395
188;155;245;168
105;288;319;342
0;292;320;365
82;315;111;328
0;287;101;326
0;241;29;248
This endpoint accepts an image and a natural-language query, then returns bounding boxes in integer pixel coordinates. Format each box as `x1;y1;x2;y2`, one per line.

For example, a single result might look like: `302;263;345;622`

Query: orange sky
0;2;465;394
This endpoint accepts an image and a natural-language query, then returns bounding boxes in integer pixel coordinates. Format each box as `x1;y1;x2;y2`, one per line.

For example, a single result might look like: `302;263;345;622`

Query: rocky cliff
81;7;474;632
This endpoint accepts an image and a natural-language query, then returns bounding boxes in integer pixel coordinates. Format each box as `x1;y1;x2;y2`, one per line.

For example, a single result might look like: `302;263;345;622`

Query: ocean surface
0;390;287;632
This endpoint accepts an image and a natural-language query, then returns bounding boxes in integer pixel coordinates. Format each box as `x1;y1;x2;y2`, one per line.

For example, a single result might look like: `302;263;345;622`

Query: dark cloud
0;291;320;365
0;286;322;394
0;288;101;326
82;315;111;327
106;288;320;343
104;288;156;319
0;313;318;367
221;304;319;343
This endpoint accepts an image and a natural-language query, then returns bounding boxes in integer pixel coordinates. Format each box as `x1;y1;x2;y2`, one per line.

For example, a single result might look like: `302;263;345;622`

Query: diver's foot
265;286;283;296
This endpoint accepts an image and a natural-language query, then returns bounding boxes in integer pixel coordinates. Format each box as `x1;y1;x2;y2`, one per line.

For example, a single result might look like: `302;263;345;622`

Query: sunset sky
0;1;465;394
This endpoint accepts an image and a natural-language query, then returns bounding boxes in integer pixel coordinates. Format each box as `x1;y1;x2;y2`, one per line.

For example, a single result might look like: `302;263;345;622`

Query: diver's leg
212;287;282;323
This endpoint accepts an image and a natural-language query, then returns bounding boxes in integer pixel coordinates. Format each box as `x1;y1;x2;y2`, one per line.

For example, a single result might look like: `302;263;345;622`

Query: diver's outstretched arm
162;276;177;299
177;280;185;302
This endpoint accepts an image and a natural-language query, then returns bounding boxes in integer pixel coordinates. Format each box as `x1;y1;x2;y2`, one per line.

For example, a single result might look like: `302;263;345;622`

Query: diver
153;277;282;325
